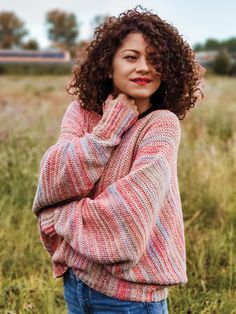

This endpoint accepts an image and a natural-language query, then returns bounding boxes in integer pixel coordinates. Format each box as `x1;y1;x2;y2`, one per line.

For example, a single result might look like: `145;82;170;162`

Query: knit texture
32;100;187;302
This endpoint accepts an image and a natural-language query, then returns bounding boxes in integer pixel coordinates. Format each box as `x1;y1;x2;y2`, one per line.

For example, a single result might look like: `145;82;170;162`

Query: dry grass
0;74;235;313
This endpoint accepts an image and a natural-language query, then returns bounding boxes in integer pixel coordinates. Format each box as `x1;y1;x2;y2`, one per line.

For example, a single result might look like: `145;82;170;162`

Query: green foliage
225;37;236;53
0;11;28;49
46;9;79;50
205;38;222;51
0;75;236;313
22;39;40;50
194;37;236;52
212;50;233;75
90;14;110;37
194;43;204;51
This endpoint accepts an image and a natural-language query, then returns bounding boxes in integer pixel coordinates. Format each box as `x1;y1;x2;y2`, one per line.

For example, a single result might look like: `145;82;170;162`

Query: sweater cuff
39;208;56;236
92;101;138;142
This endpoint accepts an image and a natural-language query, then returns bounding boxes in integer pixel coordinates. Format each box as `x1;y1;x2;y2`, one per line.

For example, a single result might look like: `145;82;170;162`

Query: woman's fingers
106;93;115;101
101;93;138;122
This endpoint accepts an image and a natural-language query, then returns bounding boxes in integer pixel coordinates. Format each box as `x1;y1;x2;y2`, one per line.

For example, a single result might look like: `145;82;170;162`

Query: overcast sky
1;0;236;48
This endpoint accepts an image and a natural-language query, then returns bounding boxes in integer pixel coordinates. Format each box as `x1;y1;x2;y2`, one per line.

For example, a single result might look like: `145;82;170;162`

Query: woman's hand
101;93;138;124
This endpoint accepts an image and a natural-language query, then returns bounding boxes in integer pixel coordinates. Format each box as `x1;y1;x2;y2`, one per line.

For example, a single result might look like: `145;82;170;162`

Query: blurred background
0;0;236;75
0;1;235;313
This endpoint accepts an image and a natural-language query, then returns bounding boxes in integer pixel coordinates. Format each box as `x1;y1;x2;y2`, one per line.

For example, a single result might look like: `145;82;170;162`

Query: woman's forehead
118;32;156;53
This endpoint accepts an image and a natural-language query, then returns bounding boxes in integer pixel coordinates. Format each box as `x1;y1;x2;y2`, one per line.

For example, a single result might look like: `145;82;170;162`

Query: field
0;75;235;313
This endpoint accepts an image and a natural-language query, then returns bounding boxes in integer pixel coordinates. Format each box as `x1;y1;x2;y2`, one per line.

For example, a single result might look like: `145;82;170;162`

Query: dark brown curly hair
67;6;205;120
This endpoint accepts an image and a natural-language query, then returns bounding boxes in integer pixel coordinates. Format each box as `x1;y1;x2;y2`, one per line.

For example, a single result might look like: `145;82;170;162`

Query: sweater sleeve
32;101;138;215
42;111;181;266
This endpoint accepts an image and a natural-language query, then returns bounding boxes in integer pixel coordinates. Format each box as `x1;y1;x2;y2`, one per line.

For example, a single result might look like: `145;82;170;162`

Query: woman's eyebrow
121;49;139;53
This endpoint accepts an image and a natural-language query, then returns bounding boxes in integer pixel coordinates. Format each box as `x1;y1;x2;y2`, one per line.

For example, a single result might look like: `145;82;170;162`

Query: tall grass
0;75;235;313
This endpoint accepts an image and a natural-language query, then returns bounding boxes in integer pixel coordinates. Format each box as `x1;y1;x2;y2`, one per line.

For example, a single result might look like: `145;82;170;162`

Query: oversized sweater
32;100;187;302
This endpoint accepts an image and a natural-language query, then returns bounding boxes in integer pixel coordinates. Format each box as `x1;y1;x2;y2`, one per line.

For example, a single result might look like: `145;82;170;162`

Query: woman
33;7;205;314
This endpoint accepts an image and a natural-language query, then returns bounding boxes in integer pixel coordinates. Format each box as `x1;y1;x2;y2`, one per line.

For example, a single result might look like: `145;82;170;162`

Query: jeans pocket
63;269;78;302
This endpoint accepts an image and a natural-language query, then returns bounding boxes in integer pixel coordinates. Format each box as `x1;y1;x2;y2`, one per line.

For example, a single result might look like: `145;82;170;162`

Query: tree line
194;38;236;76
1;10;235;76
0;10;108;56
194;38;236;53
1;10;236;54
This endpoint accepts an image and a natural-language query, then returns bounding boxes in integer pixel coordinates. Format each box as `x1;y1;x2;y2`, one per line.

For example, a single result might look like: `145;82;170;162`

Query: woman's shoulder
65;100;92;116
145;109;180;130
139;109;181;143
150;108;179;120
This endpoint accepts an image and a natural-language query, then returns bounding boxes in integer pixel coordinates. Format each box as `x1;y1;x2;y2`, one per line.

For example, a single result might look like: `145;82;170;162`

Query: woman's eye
124;56;137;61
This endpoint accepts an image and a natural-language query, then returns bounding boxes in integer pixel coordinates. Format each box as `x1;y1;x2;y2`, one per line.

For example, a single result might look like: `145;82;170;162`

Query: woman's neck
135;99;152;115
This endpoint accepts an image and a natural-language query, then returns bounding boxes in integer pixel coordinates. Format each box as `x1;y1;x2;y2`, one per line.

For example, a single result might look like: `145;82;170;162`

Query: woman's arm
39;111;181;267
33;98;138;215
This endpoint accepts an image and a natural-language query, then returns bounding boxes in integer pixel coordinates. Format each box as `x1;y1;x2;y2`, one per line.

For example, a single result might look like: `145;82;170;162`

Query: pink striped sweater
32;100;187;302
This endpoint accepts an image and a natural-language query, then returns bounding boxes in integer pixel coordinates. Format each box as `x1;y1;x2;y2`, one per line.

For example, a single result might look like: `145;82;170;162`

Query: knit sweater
32;100;187;302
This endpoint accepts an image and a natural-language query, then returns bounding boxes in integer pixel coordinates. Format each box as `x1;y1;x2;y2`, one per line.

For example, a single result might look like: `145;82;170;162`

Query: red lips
131;77;151;86
131;77;151;83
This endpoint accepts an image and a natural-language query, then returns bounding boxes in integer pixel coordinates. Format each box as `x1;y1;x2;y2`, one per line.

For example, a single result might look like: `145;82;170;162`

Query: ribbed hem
52;261;168;302
74;270;168;302
92;101;138;144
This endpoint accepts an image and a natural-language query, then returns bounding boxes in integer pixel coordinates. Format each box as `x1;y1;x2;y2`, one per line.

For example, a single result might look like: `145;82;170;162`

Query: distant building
0;49;71;64
195;51;218;67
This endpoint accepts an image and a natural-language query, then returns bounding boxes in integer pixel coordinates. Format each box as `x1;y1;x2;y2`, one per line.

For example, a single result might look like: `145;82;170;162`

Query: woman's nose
135;57;149;73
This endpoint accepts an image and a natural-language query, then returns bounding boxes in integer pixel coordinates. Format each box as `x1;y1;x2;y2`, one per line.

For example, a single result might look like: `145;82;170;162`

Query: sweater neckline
138;105;156;120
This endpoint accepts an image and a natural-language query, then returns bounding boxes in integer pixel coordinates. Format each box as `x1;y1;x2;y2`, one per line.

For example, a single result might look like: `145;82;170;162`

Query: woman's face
111;32;161;106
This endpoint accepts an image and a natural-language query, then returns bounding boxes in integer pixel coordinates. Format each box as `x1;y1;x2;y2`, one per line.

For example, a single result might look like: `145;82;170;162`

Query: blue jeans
63;268;168;314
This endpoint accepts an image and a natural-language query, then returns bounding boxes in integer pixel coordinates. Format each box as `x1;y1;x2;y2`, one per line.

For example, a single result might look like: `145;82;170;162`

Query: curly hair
67;6;205;120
